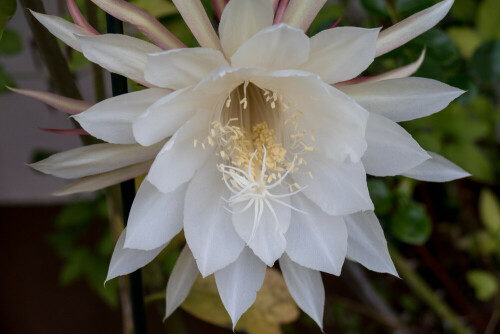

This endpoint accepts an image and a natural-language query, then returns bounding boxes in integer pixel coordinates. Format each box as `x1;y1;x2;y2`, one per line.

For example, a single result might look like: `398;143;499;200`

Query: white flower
29;0;469;328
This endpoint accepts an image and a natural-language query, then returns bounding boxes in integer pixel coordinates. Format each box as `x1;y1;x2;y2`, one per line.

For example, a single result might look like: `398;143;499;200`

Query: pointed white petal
214;248;266;328
292;152;373;216
144;48;228;89
76;34;161;86
165;245;199;319
75;88;170;144
106;228;166;282
184;157;245;277
219;0;273;57
344;212;398;276
362;113;430;176
232;198;290;266
376;0;454;57
402;151;470;182
132;88;208;146
30;10;89;51
286;194;347;276
147;111;213;193
280;0;326;31
339;77;464;122
279;254;324;329
53;160;152;196
231;24;310;70
300;27;380;84
30;142;163;179
124;181;187;250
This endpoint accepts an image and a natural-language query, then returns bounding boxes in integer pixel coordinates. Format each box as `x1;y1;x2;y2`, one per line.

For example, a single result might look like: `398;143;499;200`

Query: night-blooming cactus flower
27;0;468;328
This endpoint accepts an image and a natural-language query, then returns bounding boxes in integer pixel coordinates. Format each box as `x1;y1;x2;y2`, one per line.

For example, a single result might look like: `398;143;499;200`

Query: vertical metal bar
105;13;148;334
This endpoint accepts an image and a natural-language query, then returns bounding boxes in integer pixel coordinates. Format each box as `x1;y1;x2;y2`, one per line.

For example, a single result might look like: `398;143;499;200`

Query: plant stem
85;0;106;102
105;12;147;334
389;245;473;334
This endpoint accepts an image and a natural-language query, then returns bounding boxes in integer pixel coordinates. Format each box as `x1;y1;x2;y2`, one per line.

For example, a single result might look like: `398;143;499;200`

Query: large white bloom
29;0;468;328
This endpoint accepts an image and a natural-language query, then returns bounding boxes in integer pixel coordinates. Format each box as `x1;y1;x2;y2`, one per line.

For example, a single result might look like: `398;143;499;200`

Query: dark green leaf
396;0;434;18
444;143;493;183
469;41;500;85
0;64;14;93
360;0;388;17
0;0;16;40
389;202;432;245
413;29;460;67
0;28;21;54
451;0;476;23
308;4;344;37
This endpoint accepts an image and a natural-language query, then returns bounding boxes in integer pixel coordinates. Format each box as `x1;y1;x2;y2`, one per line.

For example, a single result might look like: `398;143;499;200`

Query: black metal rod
106;13;148;334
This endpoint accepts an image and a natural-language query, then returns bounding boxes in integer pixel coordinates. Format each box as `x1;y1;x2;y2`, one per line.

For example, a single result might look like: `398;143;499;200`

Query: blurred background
0;0;499;333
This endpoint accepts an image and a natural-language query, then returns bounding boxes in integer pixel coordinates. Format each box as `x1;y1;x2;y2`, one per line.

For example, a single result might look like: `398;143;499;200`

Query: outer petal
76;34;161;86
338;77;464;122
279;254;324;329
232;198;290;266
133;88;210;146
231;24;310;70
144;48;228;89
30;11;89;51
286;194;347;276
292;152;374;216
214;247;266;328
344;212;398;276
219;0;273;57
53;160;152;196
124;181;187;250
106;228;166;282
9;87;93;114
299;27;380;84
362;113;431;176
184;157;245;277
402;151;470;182
147;111;213;193
30;142;163;179
165;245;199;319
376;0;454;57
280;0;326;31
75;88;170;144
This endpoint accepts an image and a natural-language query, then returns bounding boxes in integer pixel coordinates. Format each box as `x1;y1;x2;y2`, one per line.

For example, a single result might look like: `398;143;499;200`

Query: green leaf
469;41;500;85
413;28;460;67
451;0;476;23
396;0;434;18
360;0;388;17
466;270;499;301
308;4;344;37
447;27;482;59
389;202;432;245
0;64;14;93
477;0;500;41
0;0;16;40
368;179;392;215
444;143;493;183
0;28;21;54
55;201;95;227
479;188;500;233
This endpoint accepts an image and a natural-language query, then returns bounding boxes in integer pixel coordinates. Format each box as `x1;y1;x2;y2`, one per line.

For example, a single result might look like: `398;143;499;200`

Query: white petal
76;34;161;86
299;27;380;84
147;111;213;193
292;152;373;216
279;254;324;329
362;113;430;176
402;151;470;182
231;24;310;70
214;247;266;328
106;228;166;282
74;88;170;144
232;198;290;266
345;212;398;276
30;142;163;179
144;48;228;89
132;87;208;146
124;181;187;250
184;157;245;277
376;0;454;57
286;194;347;276
165;245;199;319
253;72;369;162
339;77;464;122
53;160;152;196
219;0;273;57
30;10;88;51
